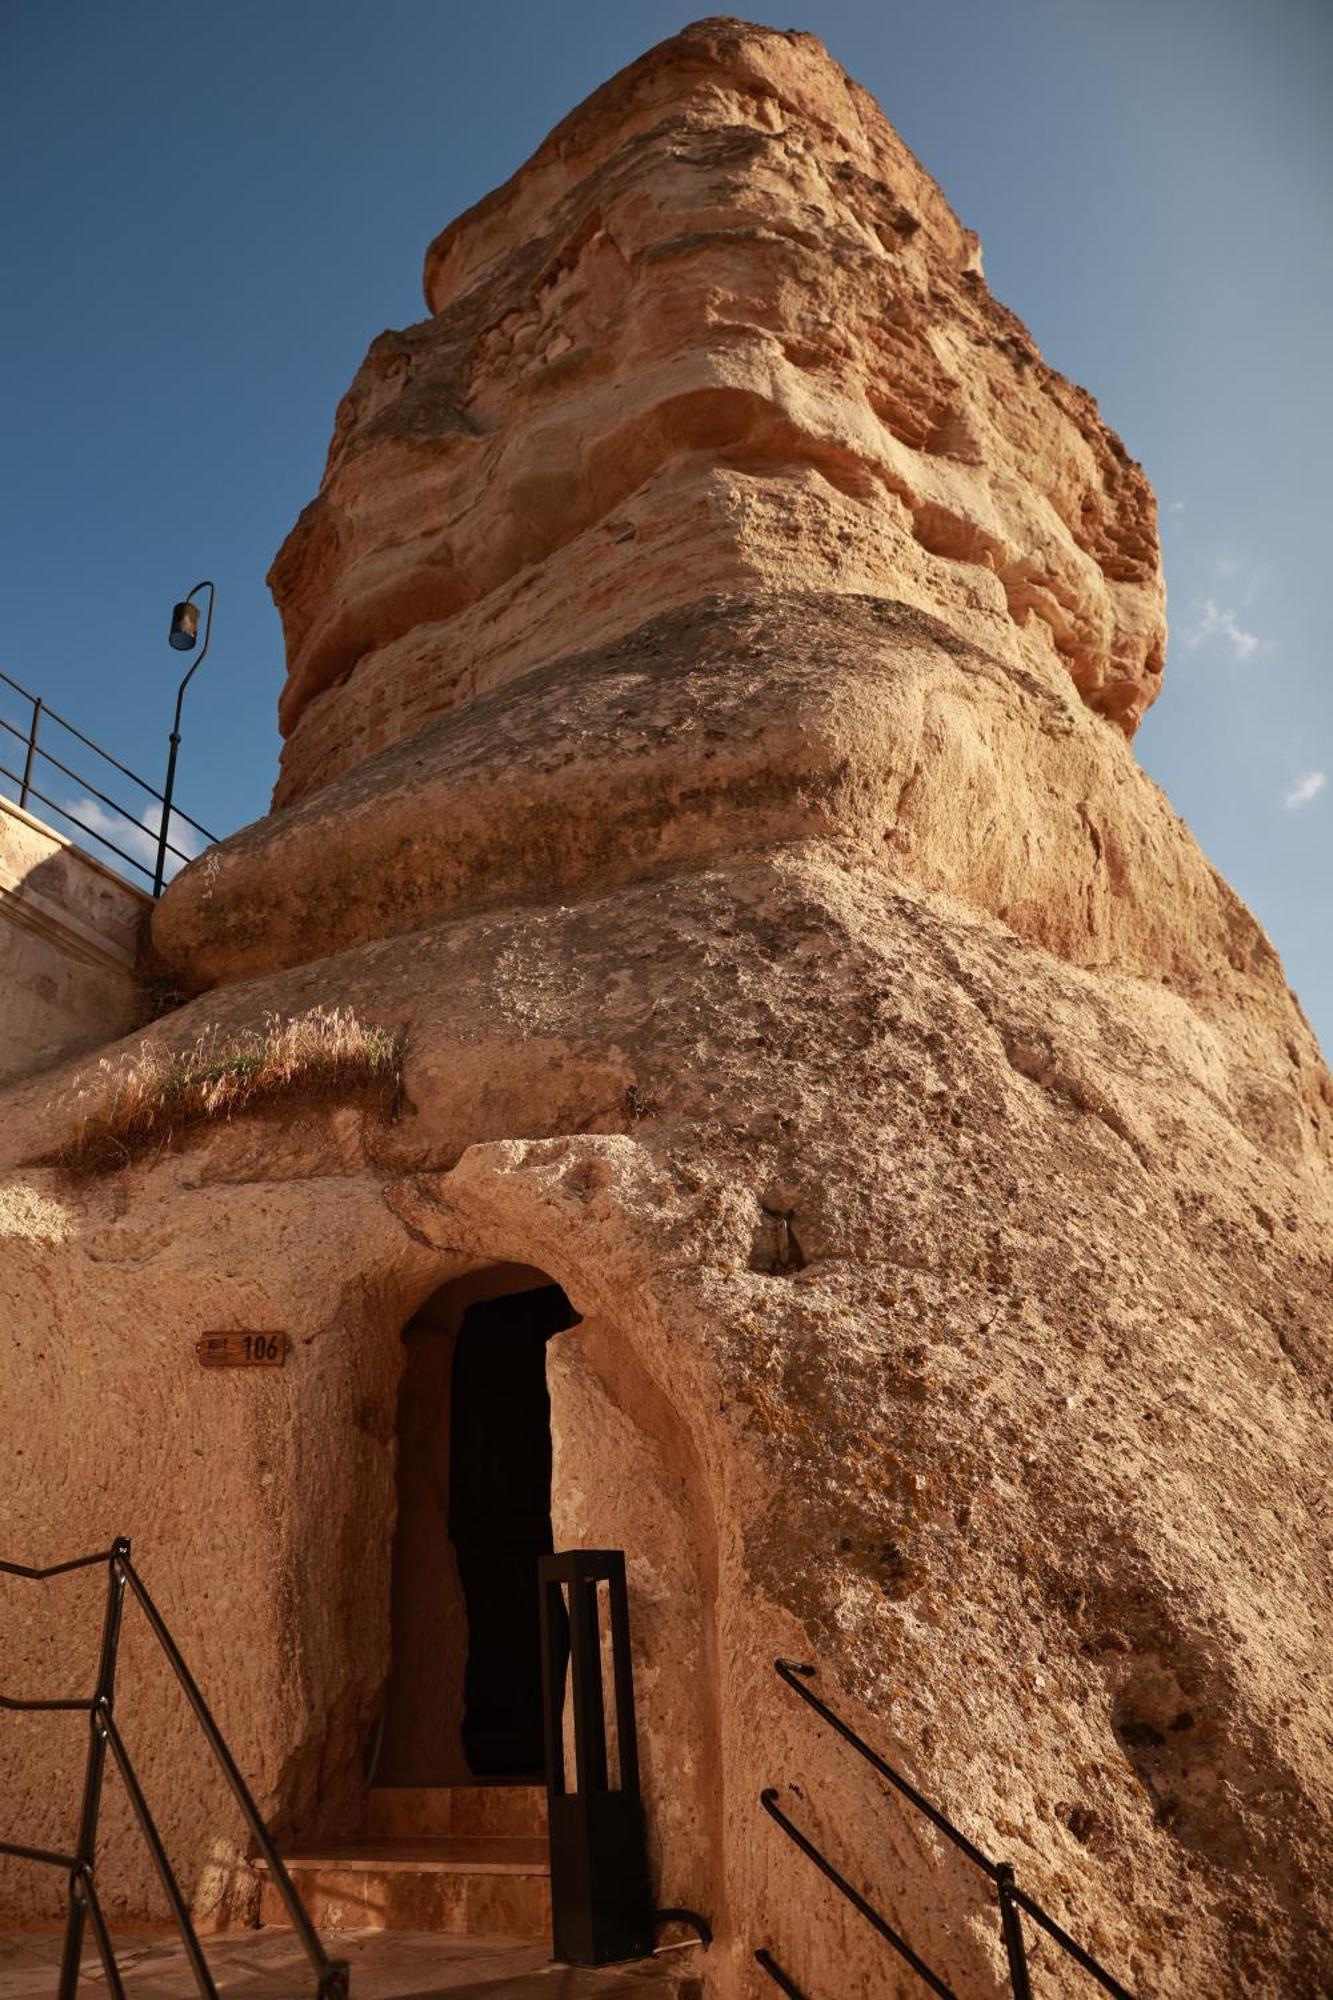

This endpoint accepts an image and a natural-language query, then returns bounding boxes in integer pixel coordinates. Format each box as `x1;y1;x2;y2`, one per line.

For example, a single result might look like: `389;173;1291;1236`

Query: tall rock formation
1;20;1329;1996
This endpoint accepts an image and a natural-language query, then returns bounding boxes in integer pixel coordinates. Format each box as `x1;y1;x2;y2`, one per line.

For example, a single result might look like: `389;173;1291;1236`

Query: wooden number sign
196;1331;288;1368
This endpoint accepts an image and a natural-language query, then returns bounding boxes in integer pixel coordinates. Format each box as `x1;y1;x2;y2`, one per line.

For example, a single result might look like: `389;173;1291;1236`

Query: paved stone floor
0;1929;701;1997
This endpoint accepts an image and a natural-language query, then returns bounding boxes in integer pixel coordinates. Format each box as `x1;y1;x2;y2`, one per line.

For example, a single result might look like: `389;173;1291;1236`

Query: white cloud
1166;499;1186;516
1284;771;1326;811
61;796;206;883
1214;556;1273;607
1182;597;1265;661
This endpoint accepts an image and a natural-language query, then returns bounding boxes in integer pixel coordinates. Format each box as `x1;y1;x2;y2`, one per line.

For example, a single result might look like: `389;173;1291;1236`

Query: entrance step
365;1782;547;1840
1;1928;703;1996
258;1833;551;1939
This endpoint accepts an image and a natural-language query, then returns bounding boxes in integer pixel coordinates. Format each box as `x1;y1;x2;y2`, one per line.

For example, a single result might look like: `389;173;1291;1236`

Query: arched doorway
375;1262;579;1787
270;1195;717;1944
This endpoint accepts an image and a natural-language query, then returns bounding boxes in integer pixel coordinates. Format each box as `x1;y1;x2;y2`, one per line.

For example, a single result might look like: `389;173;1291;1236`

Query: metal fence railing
538;1548;712;1966
0;667;214;894
0;1539;348;1998
756;1658;1135;2000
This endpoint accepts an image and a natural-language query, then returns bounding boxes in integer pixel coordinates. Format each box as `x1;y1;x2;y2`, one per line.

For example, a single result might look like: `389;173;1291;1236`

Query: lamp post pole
153;580;215;898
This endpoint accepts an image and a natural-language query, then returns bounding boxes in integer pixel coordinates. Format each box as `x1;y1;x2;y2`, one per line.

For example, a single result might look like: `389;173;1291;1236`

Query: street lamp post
154;580;216;897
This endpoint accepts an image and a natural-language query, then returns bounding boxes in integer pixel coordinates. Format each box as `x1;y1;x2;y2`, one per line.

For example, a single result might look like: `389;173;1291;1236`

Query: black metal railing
756;1658;1135;2000
0;667;214;893
539;1548;655;1966
537;1548;711;1968
755;1946;807;1995
0;1539;348;1998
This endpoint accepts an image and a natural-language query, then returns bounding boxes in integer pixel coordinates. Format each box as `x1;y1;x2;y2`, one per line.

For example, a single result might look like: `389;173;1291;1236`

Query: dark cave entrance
376;1264;579;1785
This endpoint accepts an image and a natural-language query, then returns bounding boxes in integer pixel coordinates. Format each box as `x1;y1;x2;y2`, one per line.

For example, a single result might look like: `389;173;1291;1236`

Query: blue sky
2;1;1329;1050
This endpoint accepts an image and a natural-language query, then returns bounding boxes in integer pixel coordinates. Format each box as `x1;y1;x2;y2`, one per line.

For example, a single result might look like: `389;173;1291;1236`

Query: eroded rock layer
2;19;1330;2000
267;15;1163;811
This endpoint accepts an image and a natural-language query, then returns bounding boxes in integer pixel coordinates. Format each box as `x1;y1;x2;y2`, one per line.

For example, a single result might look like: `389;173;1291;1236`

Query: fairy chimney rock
153;17;1181;991
7;22;1333;1997
272;16;1163;799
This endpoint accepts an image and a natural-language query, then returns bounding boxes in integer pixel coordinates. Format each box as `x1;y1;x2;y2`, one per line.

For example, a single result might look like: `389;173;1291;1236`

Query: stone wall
0;797;146;1085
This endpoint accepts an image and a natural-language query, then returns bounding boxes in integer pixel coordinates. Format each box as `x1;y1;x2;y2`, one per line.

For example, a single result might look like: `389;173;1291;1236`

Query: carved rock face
11;23;1328;1997
268;16;1164;810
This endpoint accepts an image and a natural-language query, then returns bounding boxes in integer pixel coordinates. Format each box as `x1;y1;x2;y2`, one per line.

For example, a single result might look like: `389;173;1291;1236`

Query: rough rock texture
2;19;1331;2000
264;13;1163;812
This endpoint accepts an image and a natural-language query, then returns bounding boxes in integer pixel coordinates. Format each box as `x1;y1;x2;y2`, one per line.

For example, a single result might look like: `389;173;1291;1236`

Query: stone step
2;1927;703;1996
365;1782;548;1839
259;1835;551;1939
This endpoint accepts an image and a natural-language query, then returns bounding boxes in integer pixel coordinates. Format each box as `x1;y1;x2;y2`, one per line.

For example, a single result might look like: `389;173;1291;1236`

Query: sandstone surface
263;13;1163;814
2;19;1330;2000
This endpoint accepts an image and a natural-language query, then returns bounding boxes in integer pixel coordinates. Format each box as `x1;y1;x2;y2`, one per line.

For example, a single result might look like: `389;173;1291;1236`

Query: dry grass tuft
46;1006;405;1176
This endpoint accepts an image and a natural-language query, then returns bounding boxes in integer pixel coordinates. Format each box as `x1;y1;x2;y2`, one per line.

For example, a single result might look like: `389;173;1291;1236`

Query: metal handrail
754;1947;808;1997
0;1547;119;1581
100;1709;219;1999
0;716;195;863
757;1658;1134;2000
116;1554;339;1966
0;666;215;892
762;1787;958;1999
0;1538;348;1998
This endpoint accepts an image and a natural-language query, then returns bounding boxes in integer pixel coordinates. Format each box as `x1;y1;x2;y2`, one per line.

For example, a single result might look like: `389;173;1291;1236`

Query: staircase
259;1784;552;1940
